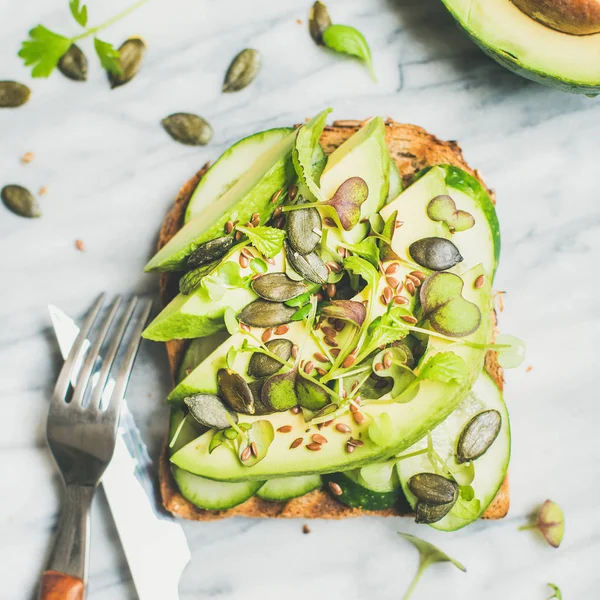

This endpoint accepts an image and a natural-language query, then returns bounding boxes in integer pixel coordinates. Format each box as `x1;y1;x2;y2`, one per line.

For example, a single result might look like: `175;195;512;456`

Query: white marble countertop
2;0;600;598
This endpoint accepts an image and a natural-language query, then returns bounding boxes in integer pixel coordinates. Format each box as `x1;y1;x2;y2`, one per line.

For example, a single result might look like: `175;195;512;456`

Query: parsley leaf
94;37;122;75
69;0;88;27
322;24;376;81
368;412;392;446
18;26;72;78
237;225;285;258
418;352;467;385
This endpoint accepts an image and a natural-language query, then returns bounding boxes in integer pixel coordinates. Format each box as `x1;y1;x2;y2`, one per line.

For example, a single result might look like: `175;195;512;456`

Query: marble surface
2;0;600;598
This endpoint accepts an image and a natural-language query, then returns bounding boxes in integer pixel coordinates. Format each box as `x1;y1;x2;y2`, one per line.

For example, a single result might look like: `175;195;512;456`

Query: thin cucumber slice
185;127;293;223
257;474;322;501
353;459;401;493
397;371;510;531
322;472;403;510
169;409;264;510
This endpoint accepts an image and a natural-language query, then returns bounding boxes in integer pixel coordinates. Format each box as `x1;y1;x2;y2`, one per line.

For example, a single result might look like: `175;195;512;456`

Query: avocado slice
441;0;600;94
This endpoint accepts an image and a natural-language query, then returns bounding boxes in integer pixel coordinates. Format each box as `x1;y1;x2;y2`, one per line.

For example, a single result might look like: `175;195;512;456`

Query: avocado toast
146;112;512;527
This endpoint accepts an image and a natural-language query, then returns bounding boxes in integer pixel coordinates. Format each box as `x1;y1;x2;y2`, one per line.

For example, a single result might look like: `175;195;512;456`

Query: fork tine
53;294;105;404
71;296;122;407
105;298;153;420
89;297;138;410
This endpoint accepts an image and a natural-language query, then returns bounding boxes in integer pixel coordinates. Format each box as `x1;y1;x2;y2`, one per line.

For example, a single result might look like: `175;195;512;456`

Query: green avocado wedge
396;371;511;531
441;0;600;94
185;128;294;224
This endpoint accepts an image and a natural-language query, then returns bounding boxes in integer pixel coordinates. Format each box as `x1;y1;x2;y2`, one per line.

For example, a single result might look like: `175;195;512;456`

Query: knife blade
49;304;190;600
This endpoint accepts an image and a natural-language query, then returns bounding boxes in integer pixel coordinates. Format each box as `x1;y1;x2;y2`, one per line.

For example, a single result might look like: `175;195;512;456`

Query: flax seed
336;423;351;433
380;294;390;306
410;270;427;282
401;315;418;324
235;230;243;241
39;186;48;196
351;380;360;392
239;255;249;268
316;367;328;376
271;188;283;204
374;362;384;372
328;481;343;496
385;263;400;275
383;352;393;369
405;280;416;296
474;274;485;289
386;276;400;289
347;437;364;447
21;151;34;164
312;433;328;444
275;324;289;335
350;403;358;413
322;420;333;427
394;295;409;305
326;261;341;273
289;184;298;201
353;411;365;424
241;247;253;259
262;328;274;343
75;239;85;252
346;443;355;454
316;293;324;302
274;215;286;229
312;352;327;363
241;446;252;461
251;273;262;280
225;220;234;234
406;273;421;287
342;354;356;368
306;442;322;451
326;283;336;298
395;220;403;229
334;320;346;332
324;336;338;347
337;246;347;258
291;406;301;414
304;361;315;375
324;217;337;228
273;206;283;218
251;212;260;225
266;257;276;265
240;323;251;332
277;425;293;433
341;388;348;399
331;348;341;357
251;442;258;457
290;437;303;448
291;345;299;359
321;326;337;338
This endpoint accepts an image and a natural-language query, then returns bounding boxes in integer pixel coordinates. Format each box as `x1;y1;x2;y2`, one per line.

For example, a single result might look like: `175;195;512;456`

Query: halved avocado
442;0;600;94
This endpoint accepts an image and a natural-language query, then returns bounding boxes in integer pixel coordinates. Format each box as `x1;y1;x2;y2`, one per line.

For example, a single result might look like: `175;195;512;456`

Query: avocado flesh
171;166;496;481
442;0;600;93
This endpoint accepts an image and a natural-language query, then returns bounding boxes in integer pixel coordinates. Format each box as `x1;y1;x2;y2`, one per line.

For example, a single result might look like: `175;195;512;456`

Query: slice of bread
155;119;509;521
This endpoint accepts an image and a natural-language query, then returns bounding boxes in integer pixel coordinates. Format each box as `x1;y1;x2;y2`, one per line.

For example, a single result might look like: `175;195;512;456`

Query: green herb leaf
451;495;481;521
226;345;238;369
18;26;72;78
547;583;563;600
494;333;526;369
237;225;285;258
341;236;380;268
239;420;275;466
94;37;122;75
202;261;245;301
209;430;226;454
224;306;239;335
399;533;466;600
359;306;410;361
320;300;366;327
69;0;88;27
418;352;467;385
250;257;268;274
519;499;565;548
368;412;392;446
291;303;312;321
343;255;378;290
322;24;376;81
379;209;401;262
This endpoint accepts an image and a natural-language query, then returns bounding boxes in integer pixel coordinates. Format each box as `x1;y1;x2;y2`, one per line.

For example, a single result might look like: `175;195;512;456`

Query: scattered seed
385;263;400;275
328;481;343;496
395;220;402;229
341;388;348;399
474;274;485;289
38;186;48;196
323;217;337;228
374;362;384;372
336;423;351;433
353;411;365;424
405;280;416;296
312;433;328;445
73;239;85;252
241;247;253;259
277;425;293;433
108;37;146;88
324;336;338;347
20;151;35;164
261;328;274;343
291;406;301;414
271;189;283;204
1;184;41;218
287;184;299;201
351;380;360;392
401;315;418;324
331;348;341;357
316;367;328;376
321;326;337;338
306;442;322;451
274;324;288;336
406;273;422;287
162;113;213;146
410;270;427;282
0;81;30;108
225;220;234;234
291;345;299;359
290;437;303;448
239;255;249;269
346;443;355;453
347;437;364;447
386;276;399;289
240;323;251;333
241;446;252;461
58;44;88;82
326;283;336;298
337;246;347;258
304;361;315;375
250;441;258;457
309;1;331;44
394;295;409;305
251;211;260;225
383;352;393;369
350;403;358;413
457;409;502;463
326;261;341;273
322;420;333;427
384;287;394;303
223;48;261;92
314;352;328;363
302;524;311;534
342;354;355;368
334;321;346;333
526;365;533;372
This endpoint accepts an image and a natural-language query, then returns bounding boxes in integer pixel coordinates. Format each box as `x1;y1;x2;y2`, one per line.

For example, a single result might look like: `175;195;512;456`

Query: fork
39;294;152;600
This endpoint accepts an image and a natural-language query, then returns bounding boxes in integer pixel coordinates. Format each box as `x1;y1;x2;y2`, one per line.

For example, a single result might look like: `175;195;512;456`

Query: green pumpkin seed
286;197;322;254
285;242;328;284
222;48;261;93
309;1;332;45
1;185;40;218
217;368;255;414
108;37;146;88
409;237;463;271
162;113;213;146
407;472;458;506
237;299;297;328
0;81;30;108
187;236;233;268
184;393;238;429
456;409;502;463
247;338;293;378
415;500;455;524
251;273;308;302
179;259;220;295
248;380;273;415
262;368;299;412
58;44;88;81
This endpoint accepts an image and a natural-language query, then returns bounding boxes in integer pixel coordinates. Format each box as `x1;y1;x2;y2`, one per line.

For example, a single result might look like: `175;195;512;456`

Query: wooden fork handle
39;570;84;600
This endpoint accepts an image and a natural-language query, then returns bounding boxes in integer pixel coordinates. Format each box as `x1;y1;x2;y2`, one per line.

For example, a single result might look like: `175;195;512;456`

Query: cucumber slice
185;128;293;223
322;472;403;510
397;371;510;531
257;475;322;501
354;460;401;493
169;409;264;510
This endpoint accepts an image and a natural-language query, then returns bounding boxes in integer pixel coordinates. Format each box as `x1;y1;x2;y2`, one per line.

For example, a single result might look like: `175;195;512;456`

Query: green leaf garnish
322;177;368;230
249;257;268;274
340;236;380;268
94;38;122;75
236;225;285;258
202;261;245;301
494;333;526;369
519;499;565;548
320;299;367;327
368;412;392;446
399;533;466;600
224;306;239;335
18;26;72;78
322;24;376;81
547;583;563;599
239;420;275;466
418;351;468;385
343;255;378;290
356;306;410;362
69;0;88;27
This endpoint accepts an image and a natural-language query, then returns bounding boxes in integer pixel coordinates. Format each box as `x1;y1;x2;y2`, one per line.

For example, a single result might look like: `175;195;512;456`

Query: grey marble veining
1;0;600;598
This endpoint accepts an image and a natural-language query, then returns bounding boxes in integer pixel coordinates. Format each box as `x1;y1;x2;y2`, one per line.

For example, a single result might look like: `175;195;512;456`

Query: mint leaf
18;26;72;78
94;37;122;75
418;352;467;385
237;226;285;258
69;0;88;26
322;24;376;81
368;412;392;446
547;583;563;600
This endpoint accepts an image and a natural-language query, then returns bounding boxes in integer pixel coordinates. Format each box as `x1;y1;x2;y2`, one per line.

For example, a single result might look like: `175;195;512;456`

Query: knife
49;304;190;600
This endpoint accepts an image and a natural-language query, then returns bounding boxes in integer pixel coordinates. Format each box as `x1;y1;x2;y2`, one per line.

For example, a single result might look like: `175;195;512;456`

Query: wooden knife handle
39;570;84;600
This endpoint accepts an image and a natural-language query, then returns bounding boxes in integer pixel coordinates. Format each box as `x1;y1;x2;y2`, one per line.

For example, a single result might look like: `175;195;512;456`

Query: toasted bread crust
155;119;509;521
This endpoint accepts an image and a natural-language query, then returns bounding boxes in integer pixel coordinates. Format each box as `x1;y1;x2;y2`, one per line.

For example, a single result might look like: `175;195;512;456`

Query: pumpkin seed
237;299;297;328
184;393;238;429
296;375;330;410
285;242;328;284
247;338;293;378
309;1;332;45
179;259;220;295
0;81;30;108
58;44;88;81
286;197;322;254
217;368;255;414
222;48;261;93
415;500;455;524
262;368;299;412
407;472;458;505
1;185;40;218
108;37;146;88
248;380;272;415
456;409;502;463
161;113;213;146
409;237;463;271
187;236;233;268
251;273;308;302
